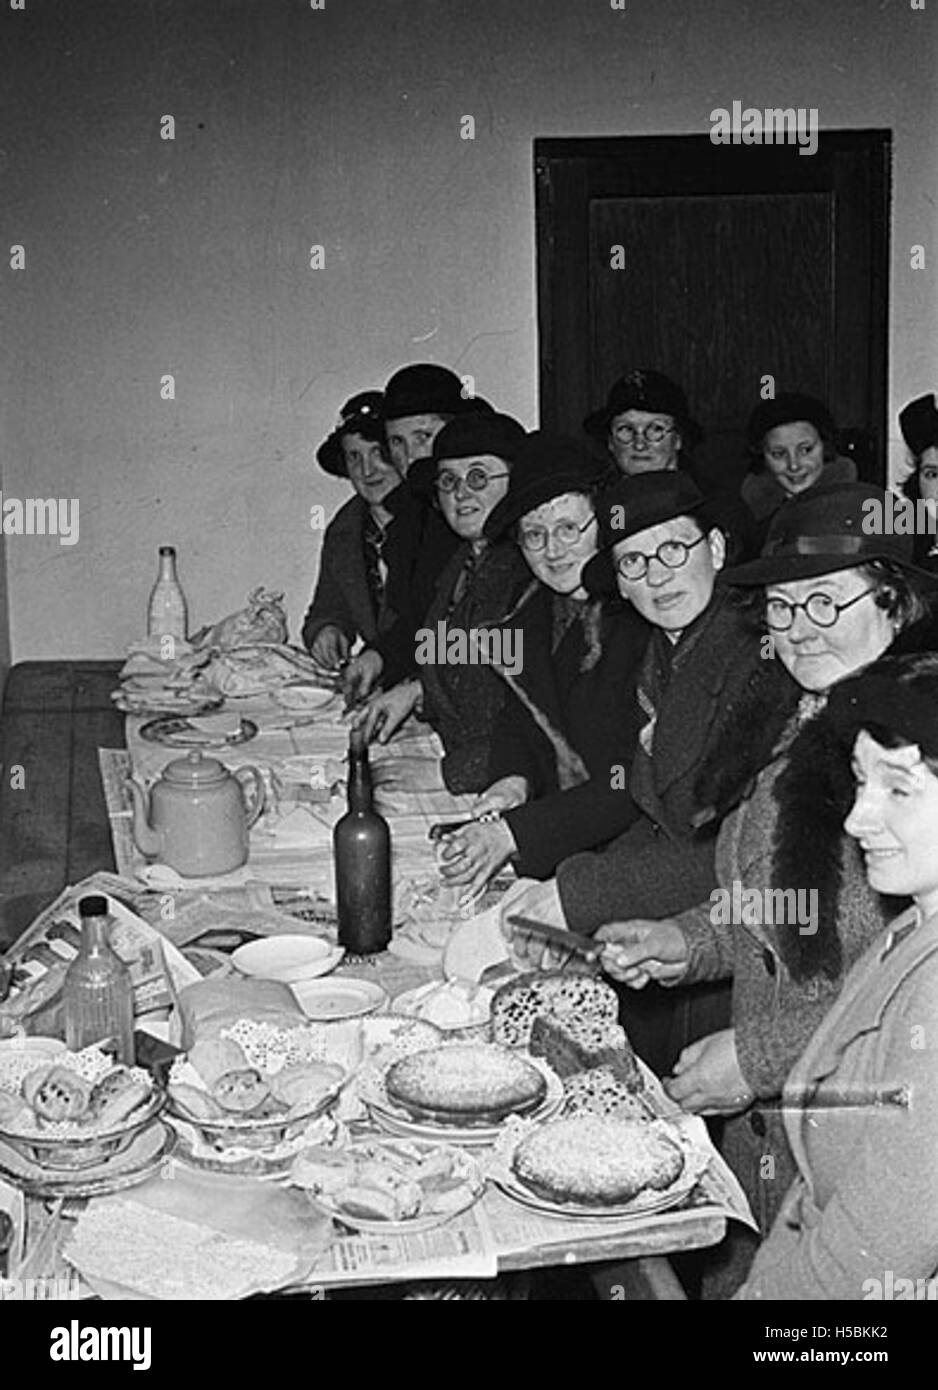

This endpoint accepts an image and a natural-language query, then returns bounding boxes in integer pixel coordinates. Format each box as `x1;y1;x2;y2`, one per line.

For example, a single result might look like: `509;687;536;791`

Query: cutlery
505;915;602;964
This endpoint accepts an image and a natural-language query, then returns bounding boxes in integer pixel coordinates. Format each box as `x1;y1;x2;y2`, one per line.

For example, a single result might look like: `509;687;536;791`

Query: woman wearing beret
599;482;933;1296
436;433;651;895
585;367;757;560
301;392;404;670
741;392;856;538
739;653;938;1300
356;413;535;794
898;391;938;570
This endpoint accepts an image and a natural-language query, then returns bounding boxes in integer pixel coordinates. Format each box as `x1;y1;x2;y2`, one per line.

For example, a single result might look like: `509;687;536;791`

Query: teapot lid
162;750;229;785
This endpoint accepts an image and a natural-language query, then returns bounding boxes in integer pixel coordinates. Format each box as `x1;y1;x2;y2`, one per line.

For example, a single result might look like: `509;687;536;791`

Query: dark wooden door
535;132;890;487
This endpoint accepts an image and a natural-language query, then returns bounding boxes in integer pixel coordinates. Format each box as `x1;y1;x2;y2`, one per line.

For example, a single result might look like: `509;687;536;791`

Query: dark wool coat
486;585;650;878
555;585;799;934
301;495;383;652
418;539;536;794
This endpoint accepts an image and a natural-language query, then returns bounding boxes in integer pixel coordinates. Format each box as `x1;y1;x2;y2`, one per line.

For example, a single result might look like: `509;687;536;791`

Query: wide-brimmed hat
431;411;527;466
484;433;603;540
581;471;711;596
583;368;701;447
383;363;492;422
899;393;938;458
747;393;836;453
724;481;934;586
316;390;386;478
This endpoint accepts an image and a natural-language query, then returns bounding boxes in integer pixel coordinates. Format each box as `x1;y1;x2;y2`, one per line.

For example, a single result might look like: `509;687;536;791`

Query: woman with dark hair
301;391;403;669
738;652;938;1300
599;481;933;1296
741;392;856;538
899;391;938;568
435;433;650;895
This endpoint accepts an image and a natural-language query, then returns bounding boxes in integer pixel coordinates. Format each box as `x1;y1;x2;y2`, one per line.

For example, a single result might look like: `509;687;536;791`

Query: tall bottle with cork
63;896;135;1064
147;545;188;643
333;729;391;955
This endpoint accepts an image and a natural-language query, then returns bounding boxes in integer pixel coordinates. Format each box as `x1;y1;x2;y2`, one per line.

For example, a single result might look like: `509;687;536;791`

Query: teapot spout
125;778;162;858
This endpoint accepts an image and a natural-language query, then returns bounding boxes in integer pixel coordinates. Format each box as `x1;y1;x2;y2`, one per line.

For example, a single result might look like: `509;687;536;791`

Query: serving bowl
0;1087;166;1171
167;1078;342;1153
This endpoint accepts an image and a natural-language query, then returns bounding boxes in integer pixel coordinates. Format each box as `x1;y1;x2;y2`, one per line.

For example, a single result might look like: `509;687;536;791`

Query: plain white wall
2;0;935;661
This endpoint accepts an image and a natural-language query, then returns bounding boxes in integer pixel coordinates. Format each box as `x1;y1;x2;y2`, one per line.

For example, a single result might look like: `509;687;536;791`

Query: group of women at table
302;363;938;1301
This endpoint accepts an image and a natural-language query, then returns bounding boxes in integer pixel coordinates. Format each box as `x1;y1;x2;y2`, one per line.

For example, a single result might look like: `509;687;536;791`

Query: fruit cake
512;1116;684;1206
490;972;619;1049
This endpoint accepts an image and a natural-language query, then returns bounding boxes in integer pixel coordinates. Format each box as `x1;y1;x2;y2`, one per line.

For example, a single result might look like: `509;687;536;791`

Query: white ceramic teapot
127;751;265;877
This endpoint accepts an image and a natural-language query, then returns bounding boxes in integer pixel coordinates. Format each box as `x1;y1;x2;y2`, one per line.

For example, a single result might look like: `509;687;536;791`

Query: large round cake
385;1044;546;1121
512;1116;684;1206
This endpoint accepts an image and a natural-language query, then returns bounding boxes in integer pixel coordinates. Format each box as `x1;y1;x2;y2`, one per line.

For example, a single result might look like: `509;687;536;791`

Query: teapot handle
235;766;266;828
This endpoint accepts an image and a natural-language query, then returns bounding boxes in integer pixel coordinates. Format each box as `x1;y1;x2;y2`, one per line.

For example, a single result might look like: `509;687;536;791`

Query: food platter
0;1121;174;1199
292;1137;485;1234
138;715;258;748
366;1062;563;1148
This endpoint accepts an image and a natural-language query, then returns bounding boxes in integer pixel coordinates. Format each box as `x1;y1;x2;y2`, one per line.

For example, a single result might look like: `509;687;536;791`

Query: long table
1;660;734;1299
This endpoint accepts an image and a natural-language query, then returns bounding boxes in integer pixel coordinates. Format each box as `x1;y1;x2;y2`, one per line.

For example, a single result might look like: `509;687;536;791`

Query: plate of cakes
290;1137;485;1233
364;1042;562;1146
491;1114;707;1220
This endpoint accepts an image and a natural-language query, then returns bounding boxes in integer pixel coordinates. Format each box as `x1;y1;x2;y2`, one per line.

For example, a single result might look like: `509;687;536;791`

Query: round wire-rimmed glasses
611;421;675;446
615;531;707;581
436;467;511;493
518;515;596;552
765;587;876;632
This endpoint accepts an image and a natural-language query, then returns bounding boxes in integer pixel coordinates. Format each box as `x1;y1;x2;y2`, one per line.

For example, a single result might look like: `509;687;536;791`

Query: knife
505;915;602;963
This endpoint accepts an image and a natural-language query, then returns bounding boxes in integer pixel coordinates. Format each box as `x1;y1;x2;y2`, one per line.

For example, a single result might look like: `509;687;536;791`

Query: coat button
750;1110;766;1137
762;948;777;976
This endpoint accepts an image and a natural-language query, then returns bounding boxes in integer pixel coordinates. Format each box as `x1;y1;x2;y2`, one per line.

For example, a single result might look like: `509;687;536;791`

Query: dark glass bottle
63;896;135;1063
333;730;392;955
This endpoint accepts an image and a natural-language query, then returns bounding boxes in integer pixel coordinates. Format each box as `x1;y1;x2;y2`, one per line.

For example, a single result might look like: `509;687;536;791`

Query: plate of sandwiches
492;1114;707;1220
366;1043;562;1146
290;1137;485;1233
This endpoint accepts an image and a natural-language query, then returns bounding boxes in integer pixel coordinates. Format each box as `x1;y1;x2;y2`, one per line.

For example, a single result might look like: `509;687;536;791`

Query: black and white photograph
0;0;935;1345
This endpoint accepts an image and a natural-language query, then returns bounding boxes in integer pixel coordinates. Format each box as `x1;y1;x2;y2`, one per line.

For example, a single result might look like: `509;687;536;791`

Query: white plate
299;1138;485;1234
291;977;388;1021
0;1036;66;1061
232;935;344;984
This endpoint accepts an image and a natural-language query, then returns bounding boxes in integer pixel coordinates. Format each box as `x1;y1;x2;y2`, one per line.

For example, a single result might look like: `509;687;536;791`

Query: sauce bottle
63;896;135;1063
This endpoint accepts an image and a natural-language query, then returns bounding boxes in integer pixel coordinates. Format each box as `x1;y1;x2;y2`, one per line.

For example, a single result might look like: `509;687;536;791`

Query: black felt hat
899;393;938;458
316;391;386;478
581;471;710;596
485;433;603;540
724;481;933;585
746;393;836;452
583;368;700;446
383;363;492;422
431;412;527;466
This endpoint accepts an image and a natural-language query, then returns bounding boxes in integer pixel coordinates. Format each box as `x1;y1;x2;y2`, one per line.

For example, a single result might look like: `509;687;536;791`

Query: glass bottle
63;896;135;1063
147;545;188;642
333;729;391;955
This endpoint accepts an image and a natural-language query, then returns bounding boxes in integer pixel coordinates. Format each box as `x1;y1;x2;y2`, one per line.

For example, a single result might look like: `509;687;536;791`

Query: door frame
534;130;891;483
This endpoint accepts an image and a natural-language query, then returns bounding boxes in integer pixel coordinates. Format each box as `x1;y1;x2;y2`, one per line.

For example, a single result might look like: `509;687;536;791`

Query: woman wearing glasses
598;481;933;1296
503;470;797;1075
355;412;534;792
435;434;651;897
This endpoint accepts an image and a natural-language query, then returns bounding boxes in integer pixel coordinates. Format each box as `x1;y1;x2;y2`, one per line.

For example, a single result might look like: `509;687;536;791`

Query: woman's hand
342;649;384;705
471;776;529;817
438;819;517;898
309;624;350;673
664;1029;754;1116
352;679;422;744
596;919;689;987
498;878;581;972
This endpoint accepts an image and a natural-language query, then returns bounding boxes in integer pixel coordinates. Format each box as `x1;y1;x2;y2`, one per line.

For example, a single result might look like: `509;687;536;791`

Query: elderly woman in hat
899;392;938;568
599;481;933;1295
340;364;494;702
435;434;651;897
742;392;856;535
355;412;535;793
503;470;794;1074
738;652;938;1300
301;392;403;670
